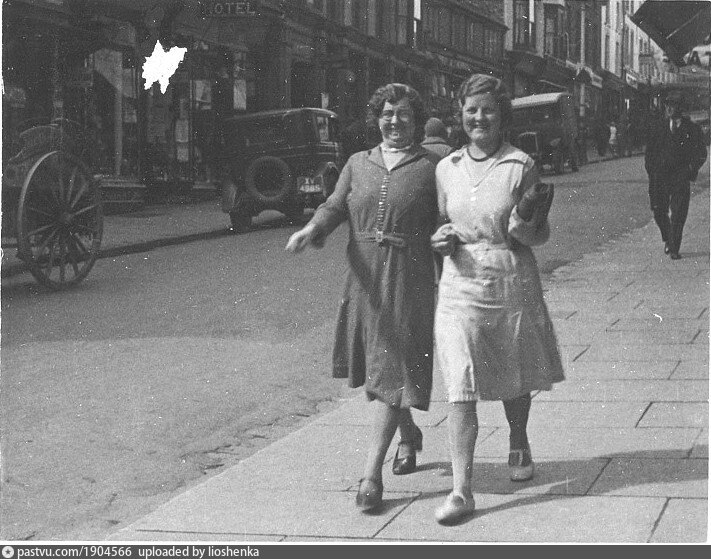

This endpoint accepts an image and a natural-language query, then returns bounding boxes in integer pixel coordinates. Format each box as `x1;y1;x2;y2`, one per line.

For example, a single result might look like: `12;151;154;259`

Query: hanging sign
199;1;257;17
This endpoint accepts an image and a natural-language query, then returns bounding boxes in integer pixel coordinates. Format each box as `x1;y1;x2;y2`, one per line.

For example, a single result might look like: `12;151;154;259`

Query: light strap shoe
434;492;476;525
509;448;535;481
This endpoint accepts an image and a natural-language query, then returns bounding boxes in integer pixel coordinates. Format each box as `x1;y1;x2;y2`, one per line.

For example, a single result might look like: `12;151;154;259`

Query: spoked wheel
16;150;103;290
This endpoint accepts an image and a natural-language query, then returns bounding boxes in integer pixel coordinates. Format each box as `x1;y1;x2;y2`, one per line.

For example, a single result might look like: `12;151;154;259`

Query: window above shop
513;0;536;51
544;3;568;60
376;0;415;47
422;2;504;63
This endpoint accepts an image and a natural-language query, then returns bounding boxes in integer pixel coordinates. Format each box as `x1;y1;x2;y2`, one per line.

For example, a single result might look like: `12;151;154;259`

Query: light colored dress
434;143;564;402
308;146;440;410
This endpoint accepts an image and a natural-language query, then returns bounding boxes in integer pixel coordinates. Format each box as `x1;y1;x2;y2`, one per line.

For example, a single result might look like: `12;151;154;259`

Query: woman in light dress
430;74;564;525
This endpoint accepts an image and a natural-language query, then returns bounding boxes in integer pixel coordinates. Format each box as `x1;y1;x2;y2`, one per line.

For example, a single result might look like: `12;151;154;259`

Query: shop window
91;49;124;176
120;53;140;178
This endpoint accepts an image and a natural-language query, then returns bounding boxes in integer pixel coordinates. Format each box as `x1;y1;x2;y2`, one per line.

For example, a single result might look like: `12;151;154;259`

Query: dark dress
309;146;440;410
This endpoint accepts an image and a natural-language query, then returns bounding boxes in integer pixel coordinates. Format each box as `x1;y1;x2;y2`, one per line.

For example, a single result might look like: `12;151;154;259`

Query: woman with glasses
430;74;564;524
286;83;440;511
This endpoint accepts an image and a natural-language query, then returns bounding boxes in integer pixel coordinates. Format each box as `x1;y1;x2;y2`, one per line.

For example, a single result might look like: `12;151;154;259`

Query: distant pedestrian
421;117;454;159
594;119;609;158
644;93;707;260
286;83;440;512
618;111;631;157
608;120;618;158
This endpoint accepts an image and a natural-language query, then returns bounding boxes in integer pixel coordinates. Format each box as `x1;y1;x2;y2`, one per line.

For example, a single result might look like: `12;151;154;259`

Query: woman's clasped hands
430;223;461;256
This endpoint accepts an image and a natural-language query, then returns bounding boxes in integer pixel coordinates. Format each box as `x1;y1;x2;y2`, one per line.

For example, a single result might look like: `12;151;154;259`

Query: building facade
502;0;662;154
2;0;507;201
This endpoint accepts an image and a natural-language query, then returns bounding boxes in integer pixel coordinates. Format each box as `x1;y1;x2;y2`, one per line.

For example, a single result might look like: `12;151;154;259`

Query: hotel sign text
199;1;257;17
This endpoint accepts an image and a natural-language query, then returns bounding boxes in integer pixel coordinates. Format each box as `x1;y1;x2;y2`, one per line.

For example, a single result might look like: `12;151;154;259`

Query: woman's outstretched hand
285;223;323;253
431;223;460;256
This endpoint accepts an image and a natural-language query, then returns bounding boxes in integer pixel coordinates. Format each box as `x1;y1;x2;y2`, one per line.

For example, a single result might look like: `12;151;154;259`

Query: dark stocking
503;393;531;450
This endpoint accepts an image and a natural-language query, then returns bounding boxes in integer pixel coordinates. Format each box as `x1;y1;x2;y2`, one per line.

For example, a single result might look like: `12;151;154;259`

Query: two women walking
286;75;564;525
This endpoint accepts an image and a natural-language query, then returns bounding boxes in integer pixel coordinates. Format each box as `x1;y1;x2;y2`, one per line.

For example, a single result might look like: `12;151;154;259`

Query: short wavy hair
457;74;512;128
366;83;426;143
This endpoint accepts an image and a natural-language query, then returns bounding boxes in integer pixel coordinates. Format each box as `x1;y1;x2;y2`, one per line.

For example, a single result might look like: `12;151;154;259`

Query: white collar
380;142;413;153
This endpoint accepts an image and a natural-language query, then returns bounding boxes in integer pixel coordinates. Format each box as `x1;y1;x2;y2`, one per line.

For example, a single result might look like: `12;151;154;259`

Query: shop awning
630;0;711;66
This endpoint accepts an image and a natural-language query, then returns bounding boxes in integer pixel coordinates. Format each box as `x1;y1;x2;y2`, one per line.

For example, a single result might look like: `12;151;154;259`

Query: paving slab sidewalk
105;191;709;544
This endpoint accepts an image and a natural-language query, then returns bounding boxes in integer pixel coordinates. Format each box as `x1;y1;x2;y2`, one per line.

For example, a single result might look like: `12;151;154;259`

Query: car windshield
240;117;286;147
314;114;338;142
512;105;557;127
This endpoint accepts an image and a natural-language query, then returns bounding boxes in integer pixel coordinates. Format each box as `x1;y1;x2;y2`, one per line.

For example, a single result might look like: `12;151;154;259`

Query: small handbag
517;183;554;224
534;183;554;223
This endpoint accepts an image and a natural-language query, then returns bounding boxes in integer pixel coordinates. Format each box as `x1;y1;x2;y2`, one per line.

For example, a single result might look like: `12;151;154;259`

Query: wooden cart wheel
16;150;103;290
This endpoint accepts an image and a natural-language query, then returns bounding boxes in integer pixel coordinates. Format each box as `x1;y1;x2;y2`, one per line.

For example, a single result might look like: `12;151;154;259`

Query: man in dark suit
644;94;708;260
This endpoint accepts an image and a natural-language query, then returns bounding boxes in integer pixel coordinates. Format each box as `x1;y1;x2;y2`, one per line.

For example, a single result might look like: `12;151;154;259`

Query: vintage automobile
509;92;580;174
219;108;344;232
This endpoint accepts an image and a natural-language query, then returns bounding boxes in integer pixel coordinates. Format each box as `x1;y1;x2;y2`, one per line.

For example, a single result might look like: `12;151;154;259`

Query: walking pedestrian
429;74;565;525
608;120;618;158
285;83;440;511
644;93;707;260
421;117;454;159
594;118;609;158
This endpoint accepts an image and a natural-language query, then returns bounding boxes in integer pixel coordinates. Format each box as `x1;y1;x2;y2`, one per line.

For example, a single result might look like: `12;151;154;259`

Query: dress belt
458;241;510;251
353;230;423;248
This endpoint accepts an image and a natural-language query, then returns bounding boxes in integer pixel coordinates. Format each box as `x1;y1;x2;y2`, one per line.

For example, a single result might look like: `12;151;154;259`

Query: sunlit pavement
103;157;708;544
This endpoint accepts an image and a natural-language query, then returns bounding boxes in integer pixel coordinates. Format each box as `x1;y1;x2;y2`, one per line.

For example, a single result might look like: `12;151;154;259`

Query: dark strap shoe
392;426;422;475
355;478;383;511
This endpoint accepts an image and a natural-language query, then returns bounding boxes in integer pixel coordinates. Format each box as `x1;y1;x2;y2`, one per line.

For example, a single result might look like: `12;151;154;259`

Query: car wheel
244;156;292;204
229;209;252;233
